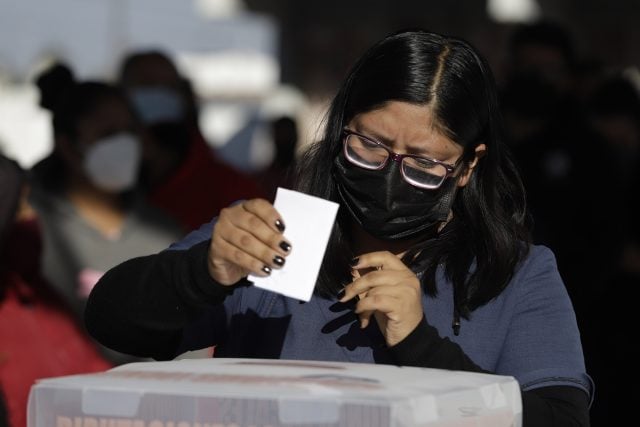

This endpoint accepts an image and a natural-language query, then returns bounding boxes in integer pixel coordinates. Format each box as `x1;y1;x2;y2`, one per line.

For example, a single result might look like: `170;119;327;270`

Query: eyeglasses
342;129;461;189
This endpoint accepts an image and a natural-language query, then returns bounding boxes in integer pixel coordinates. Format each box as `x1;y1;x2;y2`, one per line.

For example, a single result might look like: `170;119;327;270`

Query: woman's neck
66;180;127;239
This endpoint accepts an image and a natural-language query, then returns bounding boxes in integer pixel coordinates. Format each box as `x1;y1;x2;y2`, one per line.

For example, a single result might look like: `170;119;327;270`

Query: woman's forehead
349;101;462;157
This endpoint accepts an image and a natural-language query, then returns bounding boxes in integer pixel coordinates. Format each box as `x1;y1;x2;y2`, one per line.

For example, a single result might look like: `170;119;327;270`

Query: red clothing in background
149;135;264;231
0;221;111;427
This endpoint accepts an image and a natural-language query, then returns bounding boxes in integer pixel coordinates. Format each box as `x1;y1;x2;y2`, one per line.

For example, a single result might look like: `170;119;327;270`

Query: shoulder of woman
507;244;570;303
519;244;559;271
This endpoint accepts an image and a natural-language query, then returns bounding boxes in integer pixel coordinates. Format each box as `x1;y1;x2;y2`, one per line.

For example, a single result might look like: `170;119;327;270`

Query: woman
31;64;183;363
0;155;111;427
86;30;592;425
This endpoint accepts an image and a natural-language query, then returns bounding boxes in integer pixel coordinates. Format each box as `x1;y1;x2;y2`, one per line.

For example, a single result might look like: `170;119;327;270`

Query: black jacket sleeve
85;240;233;361
388;316;590;426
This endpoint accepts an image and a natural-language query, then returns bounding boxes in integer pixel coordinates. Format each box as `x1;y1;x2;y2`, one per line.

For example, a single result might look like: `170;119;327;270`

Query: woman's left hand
339;251;424;347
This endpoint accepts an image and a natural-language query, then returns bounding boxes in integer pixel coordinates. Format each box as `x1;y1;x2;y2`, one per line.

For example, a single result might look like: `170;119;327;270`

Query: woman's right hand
207;199;291;286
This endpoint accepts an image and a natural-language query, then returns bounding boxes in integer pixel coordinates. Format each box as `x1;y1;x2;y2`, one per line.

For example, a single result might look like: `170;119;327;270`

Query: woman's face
75;97;136;152
347;101;482;187
336;101;485;244
60;97;142;192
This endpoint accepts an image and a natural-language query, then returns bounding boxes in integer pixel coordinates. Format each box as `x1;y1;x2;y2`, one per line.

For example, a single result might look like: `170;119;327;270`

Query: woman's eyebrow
353;126;394;146
356;126;443;158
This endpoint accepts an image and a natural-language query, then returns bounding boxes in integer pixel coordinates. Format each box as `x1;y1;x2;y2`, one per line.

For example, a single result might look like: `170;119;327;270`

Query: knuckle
247;215;261;229
239;233;252;248
219;206;233;219
213;219;229;235
367;287;380;297
211;223;222;239
211;234;223;250
232;248;245;264
408;285;421;298
246;198;268;210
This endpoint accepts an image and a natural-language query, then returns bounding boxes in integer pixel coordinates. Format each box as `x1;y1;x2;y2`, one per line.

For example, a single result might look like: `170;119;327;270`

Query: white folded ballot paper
249;187;339;302
28;358;522;427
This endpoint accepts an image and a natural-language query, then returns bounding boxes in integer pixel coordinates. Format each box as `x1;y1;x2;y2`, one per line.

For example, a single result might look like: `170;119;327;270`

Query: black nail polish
349;257;359;267
279;241;291;252
275;219;285;232
336;288;345;299
261;265;272;275
273;255;285;266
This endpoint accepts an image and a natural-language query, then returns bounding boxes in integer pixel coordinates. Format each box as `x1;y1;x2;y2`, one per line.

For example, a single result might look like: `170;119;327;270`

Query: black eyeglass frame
341;128;463;189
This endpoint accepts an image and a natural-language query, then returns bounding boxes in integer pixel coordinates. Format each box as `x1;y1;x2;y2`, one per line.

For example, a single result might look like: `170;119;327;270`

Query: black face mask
333;154;458;240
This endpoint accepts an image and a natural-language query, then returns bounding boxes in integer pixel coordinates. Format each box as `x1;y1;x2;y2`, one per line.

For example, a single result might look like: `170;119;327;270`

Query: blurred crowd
1;19;638;427
499;22;639;425
0;50;298;427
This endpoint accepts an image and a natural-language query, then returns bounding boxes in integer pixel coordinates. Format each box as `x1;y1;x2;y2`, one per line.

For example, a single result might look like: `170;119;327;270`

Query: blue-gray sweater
166;220;591;397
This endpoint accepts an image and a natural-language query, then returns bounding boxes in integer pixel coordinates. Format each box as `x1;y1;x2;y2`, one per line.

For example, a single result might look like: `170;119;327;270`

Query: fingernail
349;257;359;267
279;241;291;252
337;288;345;299
261;265;272;275
275;219;285;232
273;255;285;266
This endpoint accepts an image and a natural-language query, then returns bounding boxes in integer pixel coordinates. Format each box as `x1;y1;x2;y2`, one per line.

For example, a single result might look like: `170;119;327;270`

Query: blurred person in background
499;20;620;340
252;115;299;200
0;154;111;427
500;20;582;191
588;74;640;213
500;21;583;224
588;74;640;277
28;63;183;363
582;73;640;425
501;21;638;425
118;50;264;230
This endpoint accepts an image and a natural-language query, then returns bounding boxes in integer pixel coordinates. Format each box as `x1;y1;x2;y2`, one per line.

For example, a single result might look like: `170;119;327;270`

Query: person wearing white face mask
117;51;265;230
29;64;184;364
82;132;142;193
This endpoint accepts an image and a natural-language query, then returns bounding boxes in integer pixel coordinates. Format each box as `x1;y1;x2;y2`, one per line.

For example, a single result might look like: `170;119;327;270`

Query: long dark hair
294;29;531;321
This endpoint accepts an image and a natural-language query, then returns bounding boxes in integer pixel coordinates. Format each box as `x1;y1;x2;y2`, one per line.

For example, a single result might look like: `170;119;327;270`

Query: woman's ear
457;143;486;188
